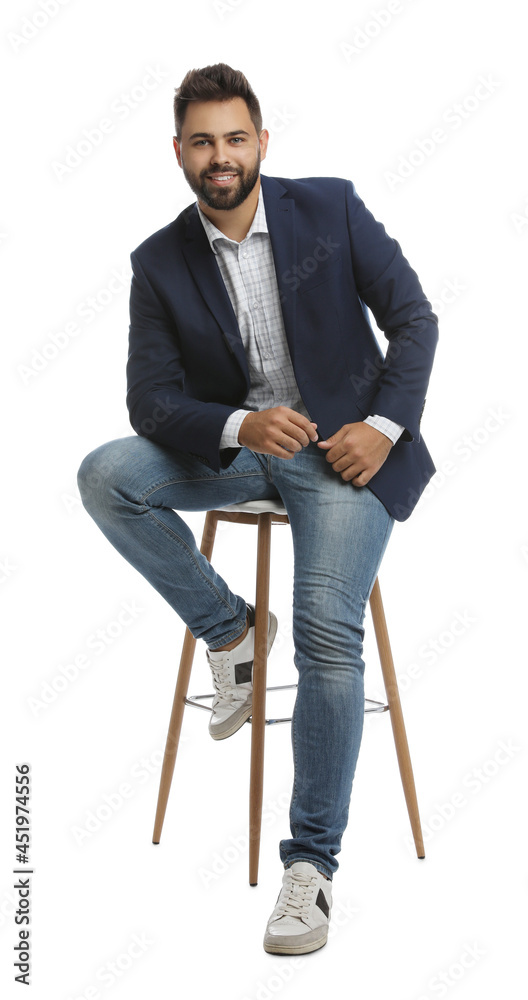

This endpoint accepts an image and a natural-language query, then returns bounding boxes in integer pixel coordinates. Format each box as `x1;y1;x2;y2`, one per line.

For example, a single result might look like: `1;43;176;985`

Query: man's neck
198;175;261;243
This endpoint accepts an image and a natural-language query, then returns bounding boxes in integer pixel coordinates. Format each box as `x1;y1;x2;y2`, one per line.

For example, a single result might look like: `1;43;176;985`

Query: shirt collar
196;183;268;254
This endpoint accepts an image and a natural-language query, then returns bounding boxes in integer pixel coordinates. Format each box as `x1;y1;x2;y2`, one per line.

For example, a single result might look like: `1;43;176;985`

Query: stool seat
217;499;288;516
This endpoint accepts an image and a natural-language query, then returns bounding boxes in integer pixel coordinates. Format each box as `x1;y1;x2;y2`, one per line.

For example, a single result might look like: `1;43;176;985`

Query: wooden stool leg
249;513;272;885
369;577;426;859
152;511;219;845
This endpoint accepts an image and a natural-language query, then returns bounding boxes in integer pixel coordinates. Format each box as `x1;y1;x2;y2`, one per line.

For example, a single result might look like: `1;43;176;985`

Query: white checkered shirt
196;186;404;448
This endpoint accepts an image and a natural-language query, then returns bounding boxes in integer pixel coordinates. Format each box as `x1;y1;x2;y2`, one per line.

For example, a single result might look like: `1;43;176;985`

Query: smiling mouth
207;173;238;185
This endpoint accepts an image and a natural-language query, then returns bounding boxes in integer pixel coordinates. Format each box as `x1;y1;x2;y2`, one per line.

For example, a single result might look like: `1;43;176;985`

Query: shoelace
210;658;248;707
275;870;316;920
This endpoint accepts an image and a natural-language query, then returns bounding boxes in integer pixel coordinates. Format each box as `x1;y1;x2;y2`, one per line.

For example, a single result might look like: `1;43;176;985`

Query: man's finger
331;454;356;473
345;467;368;485
322;443;347;463
286;413;319;442
279;433;304;453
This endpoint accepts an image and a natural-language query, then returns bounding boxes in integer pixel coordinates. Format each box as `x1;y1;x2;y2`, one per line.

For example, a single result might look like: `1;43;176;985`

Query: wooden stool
152;499;425;884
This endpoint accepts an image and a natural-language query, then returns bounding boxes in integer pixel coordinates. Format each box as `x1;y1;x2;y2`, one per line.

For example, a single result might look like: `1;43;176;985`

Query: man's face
173;97;268;211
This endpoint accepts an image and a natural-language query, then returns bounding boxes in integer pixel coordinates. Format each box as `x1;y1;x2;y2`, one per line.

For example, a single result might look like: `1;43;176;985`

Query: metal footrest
184;684;388;726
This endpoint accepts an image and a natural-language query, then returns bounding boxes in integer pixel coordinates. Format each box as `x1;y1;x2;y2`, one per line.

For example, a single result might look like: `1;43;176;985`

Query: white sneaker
205;604;277;740
263;861;332;955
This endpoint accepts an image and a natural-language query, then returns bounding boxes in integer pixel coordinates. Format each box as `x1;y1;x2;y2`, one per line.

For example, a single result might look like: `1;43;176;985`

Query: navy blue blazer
126;174;438;521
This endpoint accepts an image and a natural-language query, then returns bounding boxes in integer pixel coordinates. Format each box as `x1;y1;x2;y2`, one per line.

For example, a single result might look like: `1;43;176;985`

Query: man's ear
259;129;269;163
173;136;182;167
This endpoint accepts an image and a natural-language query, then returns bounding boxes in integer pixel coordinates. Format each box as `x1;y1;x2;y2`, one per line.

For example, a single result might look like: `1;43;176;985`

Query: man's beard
182;151;261;211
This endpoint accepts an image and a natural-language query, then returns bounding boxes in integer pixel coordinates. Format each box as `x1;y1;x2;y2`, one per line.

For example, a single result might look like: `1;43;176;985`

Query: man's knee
293;608;365;666
77;439;122;512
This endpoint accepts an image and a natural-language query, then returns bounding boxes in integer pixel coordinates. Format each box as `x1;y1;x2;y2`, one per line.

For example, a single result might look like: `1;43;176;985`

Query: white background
1;0;526;997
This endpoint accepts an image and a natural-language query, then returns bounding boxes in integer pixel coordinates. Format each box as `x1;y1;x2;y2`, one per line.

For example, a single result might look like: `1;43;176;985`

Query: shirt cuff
363;414;405;445
219;409;250;449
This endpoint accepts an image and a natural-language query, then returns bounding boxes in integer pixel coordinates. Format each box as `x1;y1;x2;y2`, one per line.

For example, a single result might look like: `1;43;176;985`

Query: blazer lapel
181;207;250;382
260;175;297;365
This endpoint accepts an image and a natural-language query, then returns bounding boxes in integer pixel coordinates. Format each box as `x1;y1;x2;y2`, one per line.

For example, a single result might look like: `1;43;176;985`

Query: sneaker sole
209;702;254;740
209;612;278;741
263;930;328;955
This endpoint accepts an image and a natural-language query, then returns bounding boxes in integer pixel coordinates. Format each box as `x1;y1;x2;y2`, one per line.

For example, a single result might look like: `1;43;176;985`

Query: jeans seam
289;696;299;841
364;514;394;599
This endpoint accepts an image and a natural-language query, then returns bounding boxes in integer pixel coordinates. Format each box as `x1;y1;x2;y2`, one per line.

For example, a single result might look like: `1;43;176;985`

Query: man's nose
209;142;231;164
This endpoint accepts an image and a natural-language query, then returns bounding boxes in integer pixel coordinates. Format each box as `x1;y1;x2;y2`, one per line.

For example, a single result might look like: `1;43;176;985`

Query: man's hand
317;422;393;485
238;406;319;458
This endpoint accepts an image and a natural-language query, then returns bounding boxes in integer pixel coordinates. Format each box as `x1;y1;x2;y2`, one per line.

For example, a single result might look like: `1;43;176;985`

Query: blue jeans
77;436;394;879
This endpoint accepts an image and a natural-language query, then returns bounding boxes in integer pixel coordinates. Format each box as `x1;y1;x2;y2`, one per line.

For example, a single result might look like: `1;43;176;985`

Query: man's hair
173;63;262;139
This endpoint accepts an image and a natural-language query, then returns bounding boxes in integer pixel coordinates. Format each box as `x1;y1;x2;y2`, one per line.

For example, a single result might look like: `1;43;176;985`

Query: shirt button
253;300;260;308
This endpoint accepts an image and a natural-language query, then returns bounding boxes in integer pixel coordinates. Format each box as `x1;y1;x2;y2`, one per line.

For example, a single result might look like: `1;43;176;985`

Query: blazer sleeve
126;250;240;469
345;180;439;441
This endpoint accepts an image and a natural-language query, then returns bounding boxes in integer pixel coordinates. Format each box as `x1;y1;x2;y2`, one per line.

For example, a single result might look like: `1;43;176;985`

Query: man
78;62;438;955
